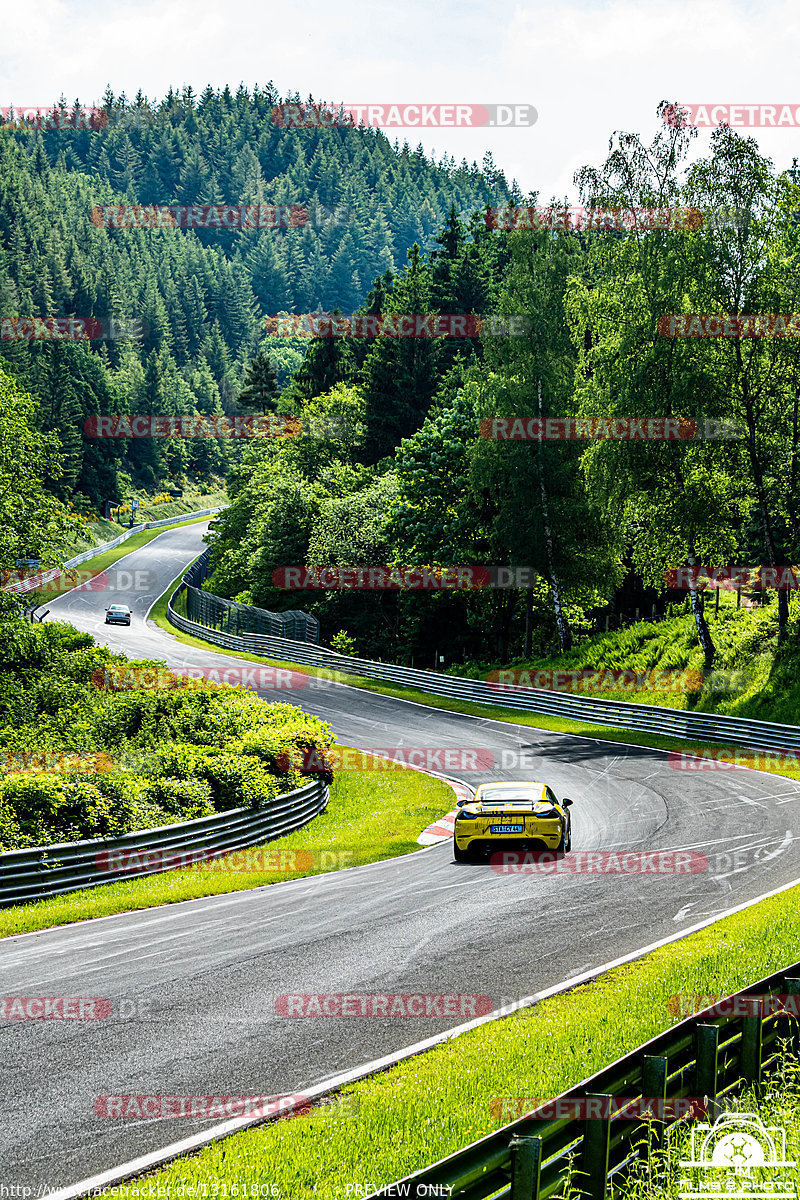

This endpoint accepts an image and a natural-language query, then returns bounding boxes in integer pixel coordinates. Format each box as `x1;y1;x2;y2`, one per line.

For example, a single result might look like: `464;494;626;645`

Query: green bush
0;617;336;852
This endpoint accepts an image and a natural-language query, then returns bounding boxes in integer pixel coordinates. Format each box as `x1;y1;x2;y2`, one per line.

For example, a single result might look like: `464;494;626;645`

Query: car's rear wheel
453;839;472;862
557;824;569;852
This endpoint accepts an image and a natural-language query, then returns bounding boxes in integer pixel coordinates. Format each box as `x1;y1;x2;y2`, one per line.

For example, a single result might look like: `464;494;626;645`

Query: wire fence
182;551;320;643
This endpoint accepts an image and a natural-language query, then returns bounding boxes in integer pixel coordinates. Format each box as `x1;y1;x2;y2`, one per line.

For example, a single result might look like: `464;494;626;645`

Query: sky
2;0;800;199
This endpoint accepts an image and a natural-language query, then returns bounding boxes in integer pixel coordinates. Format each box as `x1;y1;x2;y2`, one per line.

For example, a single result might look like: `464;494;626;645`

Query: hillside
0;87;514;518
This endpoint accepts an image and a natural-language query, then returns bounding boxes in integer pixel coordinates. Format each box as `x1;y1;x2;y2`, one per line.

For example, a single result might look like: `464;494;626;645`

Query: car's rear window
108;606;129;613
480;787;542;804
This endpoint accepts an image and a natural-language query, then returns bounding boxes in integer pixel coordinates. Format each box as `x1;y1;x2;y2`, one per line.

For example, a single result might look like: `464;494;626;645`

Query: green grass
102;876;800;1200
61;490;227;559
449;592;800;725
22;512;222;603
0;749;454;939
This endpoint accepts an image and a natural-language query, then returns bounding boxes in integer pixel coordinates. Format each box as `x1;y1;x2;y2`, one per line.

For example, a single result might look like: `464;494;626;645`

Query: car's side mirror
562;797;573;807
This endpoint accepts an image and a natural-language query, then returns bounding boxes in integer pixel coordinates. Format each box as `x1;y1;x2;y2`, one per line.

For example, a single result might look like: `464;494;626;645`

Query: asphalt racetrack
1;522;798;1192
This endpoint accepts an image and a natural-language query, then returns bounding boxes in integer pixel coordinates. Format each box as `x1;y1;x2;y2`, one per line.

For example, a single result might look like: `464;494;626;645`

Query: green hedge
0;618;334;851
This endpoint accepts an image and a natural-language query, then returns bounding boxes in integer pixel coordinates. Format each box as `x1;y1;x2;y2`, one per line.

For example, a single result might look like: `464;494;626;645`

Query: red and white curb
416;777;473;845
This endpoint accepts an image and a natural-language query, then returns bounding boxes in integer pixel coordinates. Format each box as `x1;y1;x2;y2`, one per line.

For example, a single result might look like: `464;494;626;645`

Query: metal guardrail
2;505;225;595
168;578;800;753
368;963;800;1200
0;777;328;907
178;551;320;644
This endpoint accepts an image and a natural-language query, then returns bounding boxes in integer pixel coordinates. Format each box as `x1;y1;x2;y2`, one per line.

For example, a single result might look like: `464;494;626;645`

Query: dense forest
3;93;800;670
203;112;800;666
0;84;514;514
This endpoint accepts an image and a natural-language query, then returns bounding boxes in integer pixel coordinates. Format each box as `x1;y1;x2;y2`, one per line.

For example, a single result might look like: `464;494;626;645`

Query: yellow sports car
453;781;573;862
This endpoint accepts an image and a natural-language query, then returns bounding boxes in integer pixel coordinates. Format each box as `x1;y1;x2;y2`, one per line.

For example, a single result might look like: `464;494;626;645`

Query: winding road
1;521;799;1193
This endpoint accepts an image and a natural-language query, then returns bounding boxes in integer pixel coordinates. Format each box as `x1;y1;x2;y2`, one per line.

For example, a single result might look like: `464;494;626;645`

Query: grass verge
23;513;221;603
0;750;454;940
103;879;800;1200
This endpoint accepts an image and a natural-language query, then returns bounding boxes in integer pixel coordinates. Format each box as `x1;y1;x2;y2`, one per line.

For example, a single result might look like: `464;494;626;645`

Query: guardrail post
510;1134;542;1200
579;1094;611;1200
742;999;763;1085
642;1055;668;1149
785;978;800;1055
695;1024;719;1100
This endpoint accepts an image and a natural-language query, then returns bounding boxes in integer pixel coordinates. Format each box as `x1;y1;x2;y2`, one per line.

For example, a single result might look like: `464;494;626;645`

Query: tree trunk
524;586;533;658
537;380;572;653
741;377;788;641
687;546;715;668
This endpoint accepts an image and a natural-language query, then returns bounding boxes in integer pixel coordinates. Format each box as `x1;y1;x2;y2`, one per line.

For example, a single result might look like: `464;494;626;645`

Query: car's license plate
490;824;524;834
